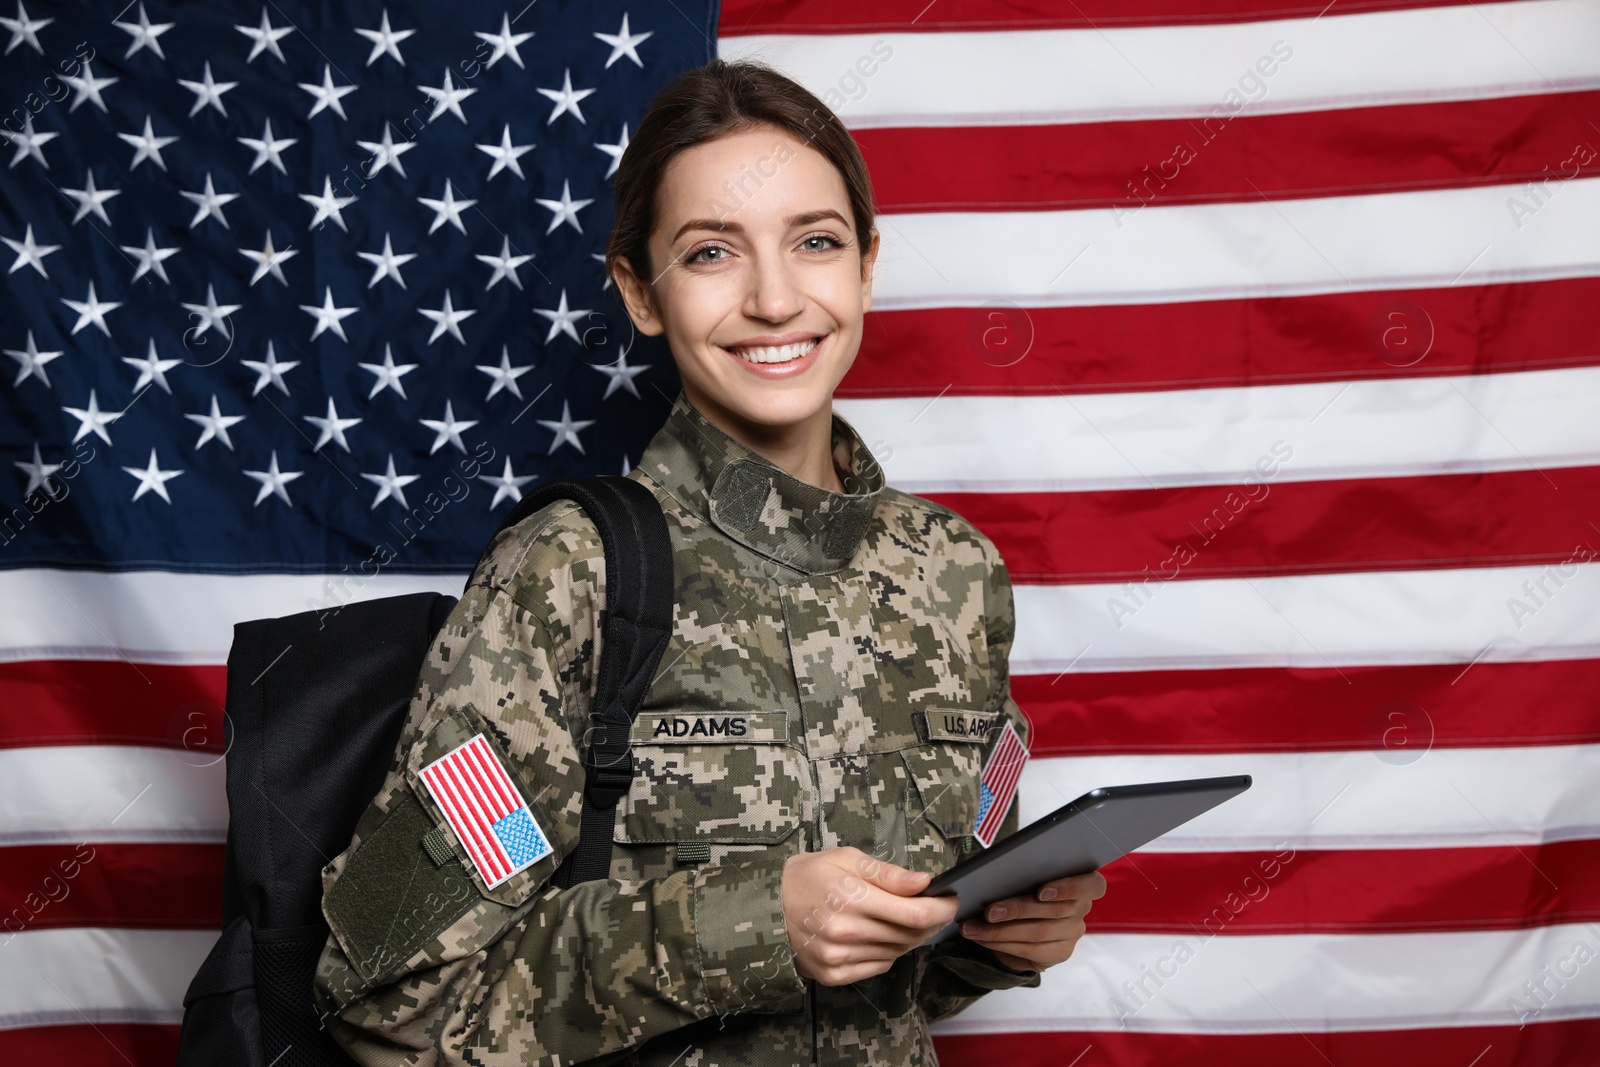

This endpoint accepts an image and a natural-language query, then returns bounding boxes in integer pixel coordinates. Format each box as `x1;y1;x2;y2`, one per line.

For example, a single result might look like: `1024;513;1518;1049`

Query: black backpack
174;476;675;1067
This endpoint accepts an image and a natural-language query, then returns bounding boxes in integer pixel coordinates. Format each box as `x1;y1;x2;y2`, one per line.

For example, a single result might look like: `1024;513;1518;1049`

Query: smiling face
613;124;879;442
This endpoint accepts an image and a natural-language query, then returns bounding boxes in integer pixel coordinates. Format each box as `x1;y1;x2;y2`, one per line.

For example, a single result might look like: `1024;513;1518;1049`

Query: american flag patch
418;733;552;889
973;720;1030;848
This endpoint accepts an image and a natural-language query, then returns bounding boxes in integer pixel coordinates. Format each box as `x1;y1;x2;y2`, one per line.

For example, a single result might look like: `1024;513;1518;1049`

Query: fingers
1037;870;1107;902
974;892;1093;925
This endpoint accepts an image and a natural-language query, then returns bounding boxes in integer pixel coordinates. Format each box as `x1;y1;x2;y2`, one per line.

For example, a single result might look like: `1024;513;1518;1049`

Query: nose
742;247;804;324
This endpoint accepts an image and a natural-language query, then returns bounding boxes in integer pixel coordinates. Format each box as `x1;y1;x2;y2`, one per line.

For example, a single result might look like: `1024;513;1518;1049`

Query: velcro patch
418;733;553;889
974;720;1030;848
631;710;788;744
917;710;1000;743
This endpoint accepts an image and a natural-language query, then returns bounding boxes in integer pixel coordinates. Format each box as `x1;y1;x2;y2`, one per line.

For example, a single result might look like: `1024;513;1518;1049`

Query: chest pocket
615;711;804;845
898;709;992;874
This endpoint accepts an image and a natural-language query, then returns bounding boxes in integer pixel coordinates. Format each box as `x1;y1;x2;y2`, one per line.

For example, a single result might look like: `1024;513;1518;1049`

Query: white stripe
0;568;463;663
721;0;1600;127
0;745;225;846
932;923;1600;1034
1018;745;1600;851
862;177;1600;310
9;742;1597;851
0;927;216;1031
839;366;1600;492
1010;561;1600;673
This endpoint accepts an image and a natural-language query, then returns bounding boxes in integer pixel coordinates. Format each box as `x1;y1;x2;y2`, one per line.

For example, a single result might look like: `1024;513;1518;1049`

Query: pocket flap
616;737;804;844
901;739;983;842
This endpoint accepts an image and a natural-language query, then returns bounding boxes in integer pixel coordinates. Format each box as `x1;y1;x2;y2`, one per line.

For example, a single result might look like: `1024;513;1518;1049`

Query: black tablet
920;774;1253;945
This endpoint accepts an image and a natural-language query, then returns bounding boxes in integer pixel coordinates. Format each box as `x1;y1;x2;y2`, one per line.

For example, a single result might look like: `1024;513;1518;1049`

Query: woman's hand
957;870;1106;972
781;847;960;986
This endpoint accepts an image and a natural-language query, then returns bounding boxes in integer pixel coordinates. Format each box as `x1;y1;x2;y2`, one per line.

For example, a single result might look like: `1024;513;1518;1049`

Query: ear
612;256;665;337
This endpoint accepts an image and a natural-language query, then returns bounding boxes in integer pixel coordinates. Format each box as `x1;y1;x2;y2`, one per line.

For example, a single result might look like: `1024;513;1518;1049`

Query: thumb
856;855;932;896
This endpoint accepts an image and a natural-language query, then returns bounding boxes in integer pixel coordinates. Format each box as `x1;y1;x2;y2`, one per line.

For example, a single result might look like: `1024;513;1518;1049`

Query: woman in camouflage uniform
314;58;1105;1066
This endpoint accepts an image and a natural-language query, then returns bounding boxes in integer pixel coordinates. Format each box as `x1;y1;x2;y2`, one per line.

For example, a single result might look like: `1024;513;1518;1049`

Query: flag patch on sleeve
418;733;552;888
973;720;1030;848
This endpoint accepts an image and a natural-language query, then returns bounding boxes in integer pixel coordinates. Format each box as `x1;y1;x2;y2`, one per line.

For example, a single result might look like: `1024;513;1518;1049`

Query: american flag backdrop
3;0;1600;1063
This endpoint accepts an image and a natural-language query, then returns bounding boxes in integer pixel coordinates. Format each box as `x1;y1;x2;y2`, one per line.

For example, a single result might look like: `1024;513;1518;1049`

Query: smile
723;337;821;364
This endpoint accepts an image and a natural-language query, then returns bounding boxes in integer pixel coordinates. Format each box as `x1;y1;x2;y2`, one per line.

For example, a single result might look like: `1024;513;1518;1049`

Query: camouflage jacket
313;388;1041;1066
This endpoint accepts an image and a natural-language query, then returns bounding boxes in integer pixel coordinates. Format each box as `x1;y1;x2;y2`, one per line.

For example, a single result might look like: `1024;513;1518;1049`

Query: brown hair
605;58;877;287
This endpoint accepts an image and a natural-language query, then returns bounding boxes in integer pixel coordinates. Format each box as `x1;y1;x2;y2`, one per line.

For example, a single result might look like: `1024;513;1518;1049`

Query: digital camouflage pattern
313;388;1041;1066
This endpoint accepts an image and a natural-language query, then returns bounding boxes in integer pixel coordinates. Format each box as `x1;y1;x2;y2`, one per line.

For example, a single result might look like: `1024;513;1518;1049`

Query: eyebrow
671;209;849;245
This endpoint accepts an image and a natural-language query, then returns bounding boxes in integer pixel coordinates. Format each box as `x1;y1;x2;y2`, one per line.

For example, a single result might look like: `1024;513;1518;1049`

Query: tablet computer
920;774;1252;945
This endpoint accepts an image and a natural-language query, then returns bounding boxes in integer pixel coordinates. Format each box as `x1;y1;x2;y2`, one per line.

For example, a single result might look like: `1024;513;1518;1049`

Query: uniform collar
637;389;884;575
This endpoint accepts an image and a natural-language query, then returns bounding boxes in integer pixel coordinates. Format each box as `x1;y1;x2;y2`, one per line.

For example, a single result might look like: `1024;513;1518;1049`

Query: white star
122;447;183;503
418;68;477;124
533;288;591;345
240;230;298;286
419;400;478;454
303;396;362;452
476;123;535;181
534;179;593;234
356;123;417;178
536;400;594;455
595;123;630;179
356;233;415;289
5;223;59;277
61;280;121;337
243;450;304;506
185;394;246;450
417;181;476;235
592;251;613;291
241;340;299;396
418;290;475;345
2;114;57;169
180;283;242;340
361;453;420;509
300;286;358;341
536;68;596;125
355;9;413;66
180;172;238;230
235;7;293;64
60;59;117;113
120;227;179;284
594;14;652;69
479;456;536;509
123;337;182;394
358;343;419;399
476;345;534;401
474;13;532;69
475;235;533;291
114;3;174;60
592;340;649;400
4;330;62;387
300;176;359;232
178;60;237;118
117;115;177;171
62;169;119;225
298;63;357;120
1;1;52;55
62;388;121;444
15;443;63;497
237;117;297;175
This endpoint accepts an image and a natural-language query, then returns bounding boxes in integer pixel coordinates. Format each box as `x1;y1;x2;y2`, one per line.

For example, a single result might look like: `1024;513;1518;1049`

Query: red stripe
448;748;510;845
934;466;1600;585
0;1023;179;1067
934;1017;1600;1067
1092;842;1600;934
0;843;222;932
466;737;516;817
858;92;1600;211
1015;658;1600;755
838;276;1600;397
0;660;226;750
424;763;502;882
721;0;1479;33
441;756;511;878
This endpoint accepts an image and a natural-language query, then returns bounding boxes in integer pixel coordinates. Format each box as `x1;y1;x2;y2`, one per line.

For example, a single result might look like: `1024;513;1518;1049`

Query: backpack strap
485;476;675;888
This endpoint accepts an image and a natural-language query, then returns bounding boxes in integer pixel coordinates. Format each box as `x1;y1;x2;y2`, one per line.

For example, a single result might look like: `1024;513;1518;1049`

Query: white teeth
727;338;820;364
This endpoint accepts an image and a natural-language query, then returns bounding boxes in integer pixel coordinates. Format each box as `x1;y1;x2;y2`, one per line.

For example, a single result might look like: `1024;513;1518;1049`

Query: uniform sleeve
916;531;1042;1023
311;502;806;1066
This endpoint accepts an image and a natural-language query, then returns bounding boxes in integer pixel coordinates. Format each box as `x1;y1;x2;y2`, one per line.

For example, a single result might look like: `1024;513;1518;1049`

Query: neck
681;384;844;494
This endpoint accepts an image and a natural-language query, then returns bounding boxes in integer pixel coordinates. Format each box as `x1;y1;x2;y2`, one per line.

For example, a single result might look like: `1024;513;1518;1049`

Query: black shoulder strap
487;476;674;888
